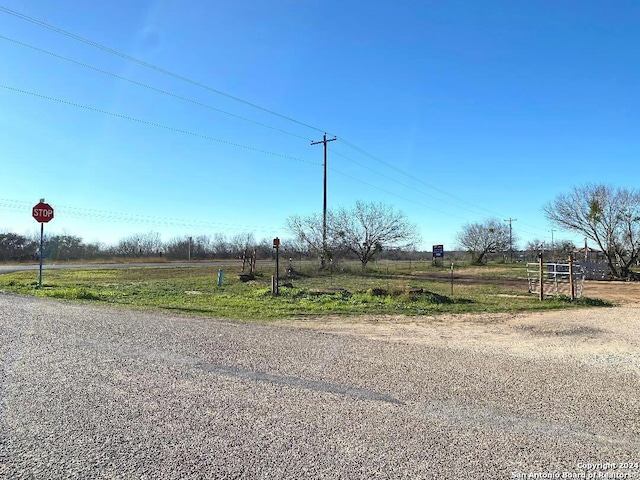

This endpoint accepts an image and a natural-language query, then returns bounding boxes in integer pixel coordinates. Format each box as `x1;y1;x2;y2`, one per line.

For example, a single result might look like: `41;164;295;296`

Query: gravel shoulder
1;292;638;479
282;306;640;375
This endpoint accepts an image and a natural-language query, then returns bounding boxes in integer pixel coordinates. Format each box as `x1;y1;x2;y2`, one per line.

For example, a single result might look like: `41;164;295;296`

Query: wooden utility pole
504;218;517;262
311;132;337;268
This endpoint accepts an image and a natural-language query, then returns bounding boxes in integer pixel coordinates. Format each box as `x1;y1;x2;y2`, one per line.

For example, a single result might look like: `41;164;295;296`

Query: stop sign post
33;199;54;288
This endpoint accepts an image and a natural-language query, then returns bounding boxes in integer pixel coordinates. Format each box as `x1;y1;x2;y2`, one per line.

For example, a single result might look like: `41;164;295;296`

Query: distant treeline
0;230;549;264
0;231;431;263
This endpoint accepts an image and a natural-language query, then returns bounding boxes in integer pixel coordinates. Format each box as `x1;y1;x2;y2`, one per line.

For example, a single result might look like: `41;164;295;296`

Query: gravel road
1;293;638;479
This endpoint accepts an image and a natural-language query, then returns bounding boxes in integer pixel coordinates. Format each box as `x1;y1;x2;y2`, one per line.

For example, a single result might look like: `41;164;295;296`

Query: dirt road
1;293;638;478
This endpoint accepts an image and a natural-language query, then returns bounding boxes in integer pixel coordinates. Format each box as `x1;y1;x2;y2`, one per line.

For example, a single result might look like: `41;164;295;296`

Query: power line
0;82;545;239
332;149;504;218
337;138;504;218
0;5;327;135
336;140;549;236
0;84;320;167
0;6;551;236
0;34;314;143
0;198;267;232
1;32;482;219
328;167;469;221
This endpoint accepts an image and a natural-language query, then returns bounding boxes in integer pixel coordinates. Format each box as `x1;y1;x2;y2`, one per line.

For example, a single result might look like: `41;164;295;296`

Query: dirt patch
582;279;640;305
274;276;640;373
280;305;640;375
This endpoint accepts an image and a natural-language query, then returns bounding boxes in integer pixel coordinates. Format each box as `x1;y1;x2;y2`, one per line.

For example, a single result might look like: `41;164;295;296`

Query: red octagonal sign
33;202;54;223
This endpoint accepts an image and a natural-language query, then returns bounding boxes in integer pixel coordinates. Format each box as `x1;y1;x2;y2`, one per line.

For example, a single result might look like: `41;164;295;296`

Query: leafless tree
287;202;420;268
543;183;640;278
524;238;575;262
164;235;215;260
456;218;511;264
331;201;420;268
115;232;162;257
286;212;335;263
229;233;256;258
212;233;231;258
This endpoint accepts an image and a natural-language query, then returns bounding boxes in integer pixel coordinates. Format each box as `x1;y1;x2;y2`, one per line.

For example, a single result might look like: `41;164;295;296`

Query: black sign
433;244;444;258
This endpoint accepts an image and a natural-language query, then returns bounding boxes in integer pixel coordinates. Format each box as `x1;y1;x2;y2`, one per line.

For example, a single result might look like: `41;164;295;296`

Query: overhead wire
328;165;548;238
0;34;314;143
0;5;551;237
0;31;494;221
328;168;470;221
0;198;269;232
0;84;321;167
0;5;326;134
331;148;503;218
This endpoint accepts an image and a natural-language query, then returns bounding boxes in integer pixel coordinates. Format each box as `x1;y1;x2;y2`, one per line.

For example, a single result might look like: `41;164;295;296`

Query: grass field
0;261;609;320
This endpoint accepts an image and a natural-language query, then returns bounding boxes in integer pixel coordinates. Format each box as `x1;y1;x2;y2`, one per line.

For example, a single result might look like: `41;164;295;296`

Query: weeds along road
1;294;638;478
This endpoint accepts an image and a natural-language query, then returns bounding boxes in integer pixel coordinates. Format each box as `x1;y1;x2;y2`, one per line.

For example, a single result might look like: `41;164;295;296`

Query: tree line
0;232;288;262
3;186;639;278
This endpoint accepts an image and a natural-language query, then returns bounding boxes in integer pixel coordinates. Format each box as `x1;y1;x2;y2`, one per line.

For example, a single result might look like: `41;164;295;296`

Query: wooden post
538;253;544;301
250;249;257;275
272;238;280;296
568;254;575;301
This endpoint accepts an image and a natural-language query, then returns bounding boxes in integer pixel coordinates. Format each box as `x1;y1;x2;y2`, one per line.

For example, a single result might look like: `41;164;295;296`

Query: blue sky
1;1;638;251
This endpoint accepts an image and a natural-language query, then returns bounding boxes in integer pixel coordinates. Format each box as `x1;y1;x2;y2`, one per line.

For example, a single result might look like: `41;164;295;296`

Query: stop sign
32;202;54;223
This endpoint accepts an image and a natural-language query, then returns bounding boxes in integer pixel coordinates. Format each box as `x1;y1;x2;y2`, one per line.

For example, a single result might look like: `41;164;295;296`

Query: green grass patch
0;263;610;320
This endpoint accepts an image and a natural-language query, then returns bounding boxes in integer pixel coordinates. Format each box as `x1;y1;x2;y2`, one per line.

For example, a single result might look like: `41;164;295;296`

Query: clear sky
1;1;638;251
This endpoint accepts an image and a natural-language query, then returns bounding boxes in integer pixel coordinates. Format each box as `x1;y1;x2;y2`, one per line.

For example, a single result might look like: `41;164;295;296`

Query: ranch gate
526;260;586;299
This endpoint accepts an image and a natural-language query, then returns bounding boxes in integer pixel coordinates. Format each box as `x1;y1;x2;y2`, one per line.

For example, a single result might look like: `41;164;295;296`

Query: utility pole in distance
504;218;517;262
311;132;337;268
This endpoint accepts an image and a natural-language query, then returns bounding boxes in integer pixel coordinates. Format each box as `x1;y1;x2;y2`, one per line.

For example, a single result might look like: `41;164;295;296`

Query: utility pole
550;229;556;261
311;132;337;268
504;218;517;262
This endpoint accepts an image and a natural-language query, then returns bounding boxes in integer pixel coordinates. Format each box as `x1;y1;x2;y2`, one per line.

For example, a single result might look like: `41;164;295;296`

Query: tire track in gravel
75;338;404;405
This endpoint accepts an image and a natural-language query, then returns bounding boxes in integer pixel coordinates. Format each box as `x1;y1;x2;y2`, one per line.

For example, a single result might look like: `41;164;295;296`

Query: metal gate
526;262;586;298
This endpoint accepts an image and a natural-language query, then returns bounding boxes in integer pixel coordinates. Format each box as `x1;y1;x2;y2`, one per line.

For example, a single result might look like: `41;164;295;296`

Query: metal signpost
32;199;54;288
432;244;444;266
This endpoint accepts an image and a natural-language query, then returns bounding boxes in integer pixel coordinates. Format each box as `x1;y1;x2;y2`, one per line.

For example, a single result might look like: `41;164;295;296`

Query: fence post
568;254;575;301
538;253;544;301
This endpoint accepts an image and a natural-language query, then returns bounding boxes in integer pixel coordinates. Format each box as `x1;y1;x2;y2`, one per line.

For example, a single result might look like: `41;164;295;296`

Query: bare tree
210;233;230;258
331;201;420;268
543;183;640;278
286;212;336;264
525;239;545;253
164;235;213;260
456;218;511;264
287;202;419;268
115;232;162;257
229;233;256;258
555;239;576;258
